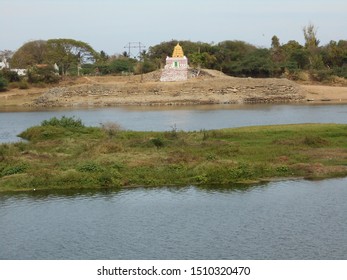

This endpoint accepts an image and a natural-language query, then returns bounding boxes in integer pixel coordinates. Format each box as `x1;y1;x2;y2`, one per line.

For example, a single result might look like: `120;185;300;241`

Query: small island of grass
1;116;347;192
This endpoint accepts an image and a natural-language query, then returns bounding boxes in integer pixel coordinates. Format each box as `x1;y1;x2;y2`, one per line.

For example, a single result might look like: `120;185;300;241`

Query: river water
1;103;347;142
0;104;347;260
0;178;346;260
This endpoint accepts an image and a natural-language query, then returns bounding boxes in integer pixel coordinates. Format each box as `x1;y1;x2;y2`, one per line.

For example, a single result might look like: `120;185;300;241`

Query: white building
0;58;9;70
160;43;188;82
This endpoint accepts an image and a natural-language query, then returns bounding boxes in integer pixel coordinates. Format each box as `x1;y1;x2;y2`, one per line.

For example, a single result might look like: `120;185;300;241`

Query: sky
1;0;346;55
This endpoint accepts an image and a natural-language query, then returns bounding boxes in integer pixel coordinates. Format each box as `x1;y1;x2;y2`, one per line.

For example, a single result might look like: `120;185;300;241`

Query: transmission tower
124;42;146;60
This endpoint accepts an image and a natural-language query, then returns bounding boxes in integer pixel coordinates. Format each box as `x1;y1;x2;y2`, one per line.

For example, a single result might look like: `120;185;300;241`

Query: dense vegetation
1;117;347;192
145;25;347;81
1;24;347;90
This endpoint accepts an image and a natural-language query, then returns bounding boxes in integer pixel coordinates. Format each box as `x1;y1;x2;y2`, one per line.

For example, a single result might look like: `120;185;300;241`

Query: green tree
98;50;109;63
108;57;137;74
148;40;215;66
139;59;157;74
225;48;275;77
322;40;347;68
46;39;98;75
215;40;256;72
282;40;309;71
190;52;217;69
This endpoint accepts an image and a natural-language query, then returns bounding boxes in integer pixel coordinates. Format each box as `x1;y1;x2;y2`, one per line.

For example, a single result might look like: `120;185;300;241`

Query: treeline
1;24;347;91
146;28;347;82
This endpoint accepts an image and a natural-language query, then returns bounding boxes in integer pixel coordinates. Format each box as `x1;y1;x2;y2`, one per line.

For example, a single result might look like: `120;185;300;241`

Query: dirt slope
31;69;307;107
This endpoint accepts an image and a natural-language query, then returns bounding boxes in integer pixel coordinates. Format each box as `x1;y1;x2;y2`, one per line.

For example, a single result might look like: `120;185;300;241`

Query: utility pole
124;42;146;60
124;42;146;82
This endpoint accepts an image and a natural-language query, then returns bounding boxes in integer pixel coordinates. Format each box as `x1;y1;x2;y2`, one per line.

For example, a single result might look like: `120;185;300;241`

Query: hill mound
32;69;307;107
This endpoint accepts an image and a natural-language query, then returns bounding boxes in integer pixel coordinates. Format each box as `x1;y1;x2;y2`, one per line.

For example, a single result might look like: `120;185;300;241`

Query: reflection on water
1;104;347;142
1;178;346;260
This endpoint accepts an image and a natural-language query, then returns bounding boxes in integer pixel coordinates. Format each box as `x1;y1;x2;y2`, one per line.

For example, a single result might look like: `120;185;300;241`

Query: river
0;178;346;260
0;104;346;260
1;103;347;143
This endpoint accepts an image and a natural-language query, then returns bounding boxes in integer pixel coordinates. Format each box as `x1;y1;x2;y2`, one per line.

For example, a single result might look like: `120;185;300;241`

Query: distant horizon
2;0;346;55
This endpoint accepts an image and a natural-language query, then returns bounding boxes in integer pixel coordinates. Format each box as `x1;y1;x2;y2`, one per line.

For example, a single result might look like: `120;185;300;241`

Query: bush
0;76;8;91
18;80;29;89
151;137;164;148
7;80;29;90
78;162;103;173
41;116;85;128
27;65;60;84
108;58;136;74
309;69;334;82
1;164;27;177
332;66;347;79
101;122;122;138
1;69;20;82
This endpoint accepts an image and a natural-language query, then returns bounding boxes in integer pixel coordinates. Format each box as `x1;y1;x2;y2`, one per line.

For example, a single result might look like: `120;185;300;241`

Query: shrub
1;164;27;177
0;144;8;160
302;136;329;147
151;137;164;148
309;69;334;82
0;76;8;91
78;162;103;173
41;116;85;128
108;58;136;74
18;80;29;89
101;122;122;138
98;173;116;187
1;69;20;82
27;65;60;84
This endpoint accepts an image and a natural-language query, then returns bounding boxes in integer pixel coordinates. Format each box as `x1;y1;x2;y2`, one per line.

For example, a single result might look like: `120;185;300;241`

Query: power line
124;42;146;60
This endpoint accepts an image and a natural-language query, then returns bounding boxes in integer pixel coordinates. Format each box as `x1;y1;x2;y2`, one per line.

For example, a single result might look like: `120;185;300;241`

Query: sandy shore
302;84;347;103
1;70;347;108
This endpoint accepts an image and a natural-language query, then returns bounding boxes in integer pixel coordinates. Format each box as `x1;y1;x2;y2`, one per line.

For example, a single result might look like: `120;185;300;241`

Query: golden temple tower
172;43;184;58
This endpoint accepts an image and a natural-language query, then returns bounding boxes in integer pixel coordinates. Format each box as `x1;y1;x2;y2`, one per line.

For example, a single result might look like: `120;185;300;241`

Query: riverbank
1;118;347;192
0;70;347;109
3;69;347;108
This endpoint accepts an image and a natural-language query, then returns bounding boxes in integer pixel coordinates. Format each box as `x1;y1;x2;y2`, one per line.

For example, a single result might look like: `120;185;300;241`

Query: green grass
1;117;347;192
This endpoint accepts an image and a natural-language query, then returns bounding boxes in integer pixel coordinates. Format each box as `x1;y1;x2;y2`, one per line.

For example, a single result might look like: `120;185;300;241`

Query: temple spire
172;43;184;58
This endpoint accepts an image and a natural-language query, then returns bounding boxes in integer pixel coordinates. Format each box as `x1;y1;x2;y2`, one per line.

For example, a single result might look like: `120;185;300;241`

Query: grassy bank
1;117;347;192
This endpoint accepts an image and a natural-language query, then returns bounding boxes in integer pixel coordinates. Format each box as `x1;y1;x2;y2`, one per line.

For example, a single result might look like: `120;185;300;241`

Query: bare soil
302;84;347;103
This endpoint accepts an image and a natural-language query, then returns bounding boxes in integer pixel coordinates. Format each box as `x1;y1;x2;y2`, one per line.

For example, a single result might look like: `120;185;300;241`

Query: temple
160;43;188;82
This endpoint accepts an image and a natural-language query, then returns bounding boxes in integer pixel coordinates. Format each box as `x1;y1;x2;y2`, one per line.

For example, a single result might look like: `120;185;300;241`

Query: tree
148;40;215;66
303;23;320;49
282;40;309;70
215;40;256;72
11;40;48;68
98;50;109;63
271;36;285;63
46;39;98;75
321;40;347;78
107;57;137;74
224;48;275;77
303;23;324;69
190;52;217;69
